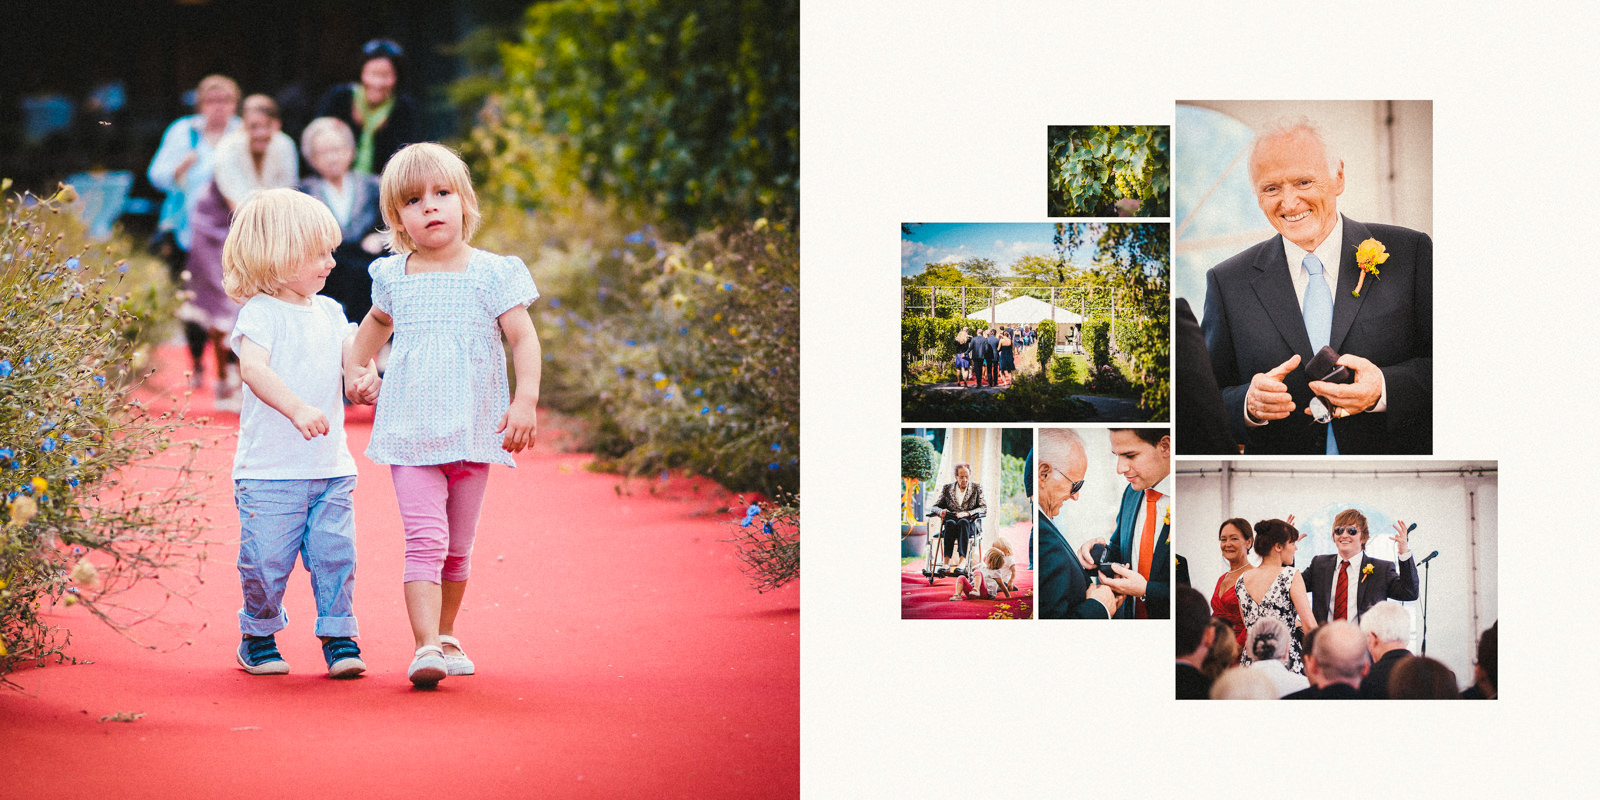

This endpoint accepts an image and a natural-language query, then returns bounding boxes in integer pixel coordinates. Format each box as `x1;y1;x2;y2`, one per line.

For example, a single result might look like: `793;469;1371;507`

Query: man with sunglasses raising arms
1301;509;1418;624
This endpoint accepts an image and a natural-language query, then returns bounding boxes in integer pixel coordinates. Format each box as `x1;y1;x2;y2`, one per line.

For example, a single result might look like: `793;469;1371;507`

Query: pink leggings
391;462;490;584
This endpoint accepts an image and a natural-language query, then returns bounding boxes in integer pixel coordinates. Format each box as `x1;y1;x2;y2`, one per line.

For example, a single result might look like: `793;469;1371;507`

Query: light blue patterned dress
366;249;538;467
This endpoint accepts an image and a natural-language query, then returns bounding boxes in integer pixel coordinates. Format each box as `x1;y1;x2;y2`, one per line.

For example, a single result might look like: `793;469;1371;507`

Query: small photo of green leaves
1048;126;1170;218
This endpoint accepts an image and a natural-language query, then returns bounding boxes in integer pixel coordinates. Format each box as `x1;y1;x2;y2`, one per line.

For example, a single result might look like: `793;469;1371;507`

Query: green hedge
1083;319;1111;370
1036;319;1057;375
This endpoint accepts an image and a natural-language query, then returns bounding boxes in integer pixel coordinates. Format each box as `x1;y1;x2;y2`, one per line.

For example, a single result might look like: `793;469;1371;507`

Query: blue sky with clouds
900;223;1095;278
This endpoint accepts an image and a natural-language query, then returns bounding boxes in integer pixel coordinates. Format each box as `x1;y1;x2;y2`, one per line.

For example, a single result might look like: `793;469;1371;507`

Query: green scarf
352;85;395;175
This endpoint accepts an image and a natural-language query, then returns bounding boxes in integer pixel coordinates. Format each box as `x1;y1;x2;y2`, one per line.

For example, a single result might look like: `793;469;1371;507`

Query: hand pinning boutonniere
1360;563;1375;583
1353;238;1389;297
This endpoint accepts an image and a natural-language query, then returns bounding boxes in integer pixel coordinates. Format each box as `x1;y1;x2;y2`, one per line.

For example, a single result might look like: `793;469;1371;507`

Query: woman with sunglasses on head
315;38;419;176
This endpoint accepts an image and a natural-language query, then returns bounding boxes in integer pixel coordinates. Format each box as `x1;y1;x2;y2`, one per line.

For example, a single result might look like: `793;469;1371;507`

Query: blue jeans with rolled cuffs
234;476;359;638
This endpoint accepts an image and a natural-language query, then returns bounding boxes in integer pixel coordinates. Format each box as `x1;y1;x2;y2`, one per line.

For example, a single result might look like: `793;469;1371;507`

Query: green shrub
1084;319;1111;369
1;182;207;682
901;375;1096;423
1047;353;1079;385
724;491;797;593
465;0;798;231
1036;319;1057;374
901;435;937;482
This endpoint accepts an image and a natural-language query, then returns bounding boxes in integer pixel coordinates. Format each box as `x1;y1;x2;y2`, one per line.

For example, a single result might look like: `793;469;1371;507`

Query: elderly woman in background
1210;517;1253;647
187;93;299;411
147;74;242;387
315;38;418;175
930;462;986;576
297;116;383;323
1243;616;1310;697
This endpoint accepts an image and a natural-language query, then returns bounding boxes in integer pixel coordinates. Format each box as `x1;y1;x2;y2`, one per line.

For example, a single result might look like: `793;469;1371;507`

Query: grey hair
300;116;356;163
952;462;973;477
1246;615;1292;664
1248;116;1341;182
1036;428;1084;473
1359;600;1412;645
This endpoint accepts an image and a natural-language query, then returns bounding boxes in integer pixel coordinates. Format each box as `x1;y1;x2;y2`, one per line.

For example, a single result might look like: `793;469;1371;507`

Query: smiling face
277;247;335;304
1250;128;1344;252
397;180;465;253
361;57;397;106
244;109;279;157
1218;522;1251;566
309;130;354;182
1109;430;1171;492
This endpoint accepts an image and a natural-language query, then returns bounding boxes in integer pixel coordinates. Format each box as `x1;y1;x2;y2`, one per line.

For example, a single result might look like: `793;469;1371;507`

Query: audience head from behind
1201;616;1238;682
1210;666;1279;700
1246;615;1292;666
1311;621;1367;689
1471;621;1498;699
1176;586;1212;664
1359;600;1412;660
1389;655;1460;699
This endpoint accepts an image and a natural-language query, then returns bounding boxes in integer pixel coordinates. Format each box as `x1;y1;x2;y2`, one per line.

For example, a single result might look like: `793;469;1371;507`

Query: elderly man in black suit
1359;601;1413;698
1037;428;1118;619
1300;509;1418;624
1200;118;1431;455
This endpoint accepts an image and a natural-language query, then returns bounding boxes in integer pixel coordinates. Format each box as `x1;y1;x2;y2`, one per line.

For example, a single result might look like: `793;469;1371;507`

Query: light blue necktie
1302;253;1338;454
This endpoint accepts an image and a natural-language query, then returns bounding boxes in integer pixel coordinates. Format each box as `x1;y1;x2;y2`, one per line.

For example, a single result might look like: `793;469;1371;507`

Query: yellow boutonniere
1352;238;1389;297
1360;563;1374;583
1163;504;1171;527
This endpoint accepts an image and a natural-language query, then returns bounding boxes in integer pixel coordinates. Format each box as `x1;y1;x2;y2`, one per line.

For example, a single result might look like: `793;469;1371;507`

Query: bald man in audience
1359;601;1413;698
1284;620;1367;699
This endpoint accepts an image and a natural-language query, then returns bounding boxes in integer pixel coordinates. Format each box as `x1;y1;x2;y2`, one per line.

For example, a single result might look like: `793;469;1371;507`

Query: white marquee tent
964;295;1084;326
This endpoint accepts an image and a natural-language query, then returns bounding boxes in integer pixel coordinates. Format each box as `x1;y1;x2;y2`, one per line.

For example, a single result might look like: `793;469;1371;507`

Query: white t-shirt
228;294;359;480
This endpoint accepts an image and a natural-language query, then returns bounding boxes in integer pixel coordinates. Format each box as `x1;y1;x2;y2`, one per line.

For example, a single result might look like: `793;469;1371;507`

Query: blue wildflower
0;447;12;460
66;257;80;270
616;366;627;375
768;463;780;470
700;407;710;415
73;396;81;406
721;282;734;291
663;392;674;400
41;437;56;452
72;546;84;555
763;522;774;535
693;388;703;397
771;443;781;451
94;375;105;386
624;231;645;244
0;359;10;377
679;327;689;335
117;263;129;273
61;433;72;443
68;477;79;487
746;504;761;517
549;297;562;308
22;356;31;367
716;404;726;413
69;456;78;466
652;371;666;382
625;339;637;346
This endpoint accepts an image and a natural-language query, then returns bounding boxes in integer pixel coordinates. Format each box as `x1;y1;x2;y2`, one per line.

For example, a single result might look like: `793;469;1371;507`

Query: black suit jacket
1176;662;1211;700
1284;682;1362;700
1201;216;1431;454
1301;552;1419;624
1175;297;1237;454
1360;648;1412;699
1038;512;1110;619
972;335;997;363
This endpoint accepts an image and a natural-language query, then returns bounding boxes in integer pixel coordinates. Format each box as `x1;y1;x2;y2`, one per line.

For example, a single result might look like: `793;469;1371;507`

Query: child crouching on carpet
345;143;541;688
222;188;382;678
950;547;1011;601
988;537;1018;594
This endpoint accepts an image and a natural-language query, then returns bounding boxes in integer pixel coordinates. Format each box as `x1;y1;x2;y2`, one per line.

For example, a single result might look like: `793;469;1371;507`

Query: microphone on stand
1416;550;1439;566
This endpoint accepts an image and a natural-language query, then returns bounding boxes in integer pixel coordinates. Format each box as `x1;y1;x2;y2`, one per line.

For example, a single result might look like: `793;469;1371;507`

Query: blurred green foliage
466;0;798;231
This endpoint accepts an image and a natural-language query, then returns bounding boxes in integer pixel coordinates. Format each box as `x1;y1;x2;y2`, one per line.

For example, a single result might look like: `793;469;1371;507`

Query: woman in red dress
1211;518;1253;648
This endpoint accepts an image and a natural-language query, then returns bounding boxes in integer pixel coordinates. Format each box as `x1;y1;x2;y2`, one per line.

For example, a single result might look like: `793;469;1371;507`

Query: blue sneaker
322;637;366;679
237;635;290;675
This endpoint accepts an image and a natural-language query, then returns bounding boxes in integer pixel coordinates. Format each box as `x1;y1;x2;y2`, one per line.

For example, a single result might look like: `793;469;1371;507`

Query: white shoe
439;634;475;676
408;645;447;687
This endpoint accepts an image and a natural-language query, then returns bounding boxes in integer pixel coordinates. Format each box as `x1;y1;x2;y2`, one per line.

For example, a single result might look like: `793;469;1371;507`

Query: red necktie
1135;489;1161;618
1333;559;1350;621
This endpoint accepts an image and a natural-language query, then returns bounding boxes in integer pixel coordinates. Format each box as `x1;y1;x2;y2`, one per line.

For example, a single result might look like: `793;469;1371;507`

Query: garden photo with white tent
900;222;1168;423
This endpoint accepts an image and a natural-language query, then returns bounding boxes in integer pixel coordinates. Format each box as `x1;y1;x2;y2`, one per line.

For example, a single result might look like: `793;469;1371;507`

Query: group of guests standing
146;39;417;410
952;324;1036;388
1177;511;1496;699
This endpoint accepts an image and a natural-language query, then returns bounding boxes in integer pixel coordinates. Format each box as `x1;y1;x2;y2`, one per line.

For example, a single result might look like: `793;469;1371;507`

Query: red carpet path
901;522;1034;620
1;345;798;799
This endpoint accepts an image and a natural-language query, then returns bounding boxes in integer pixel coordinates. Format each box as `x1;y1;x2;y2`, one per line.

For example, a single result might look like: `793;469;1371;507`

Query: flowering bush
1;181;209;683
724;494;798;593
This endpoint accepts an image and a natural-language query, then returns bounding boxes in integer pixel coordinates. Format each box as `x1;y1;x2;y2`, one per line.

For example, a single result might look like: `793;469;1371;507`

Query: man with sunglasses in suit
1301;508;1418;624
1037;428;1118;619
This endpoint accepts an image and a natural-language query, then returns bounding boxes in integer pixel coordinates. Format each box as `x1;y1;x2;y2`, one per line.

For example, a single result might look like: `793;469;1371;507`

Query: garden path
1;344;798;799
